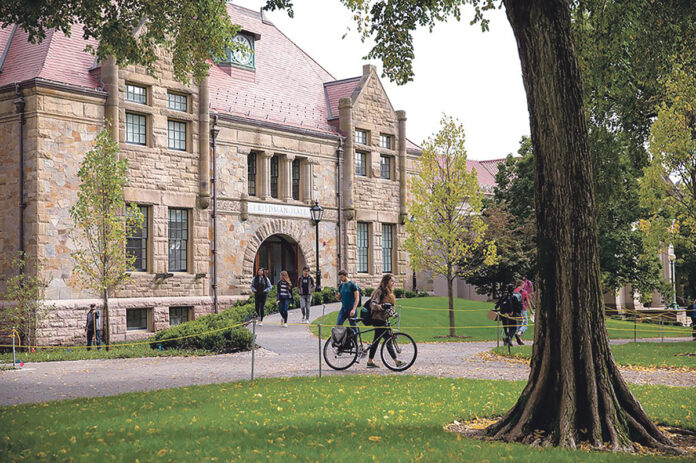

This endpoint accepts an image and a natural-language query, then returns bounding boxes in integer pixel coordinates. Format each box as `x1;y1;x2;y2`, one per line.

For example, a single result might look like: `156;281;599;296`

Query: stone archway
243;219;316;282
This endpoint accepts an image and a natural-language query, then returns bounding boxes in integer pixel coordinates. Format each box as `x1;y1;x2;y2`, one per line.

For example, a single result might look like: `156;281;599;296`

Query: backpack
331;327;352;350
360;294;374;326
512;291;523;314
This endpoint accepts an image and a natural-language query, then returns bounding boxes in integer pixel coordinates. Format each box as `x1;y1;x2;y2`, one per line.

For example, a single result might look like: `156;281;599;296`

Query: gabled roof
323;76;361;120
0;24;99;90
466;158;505;193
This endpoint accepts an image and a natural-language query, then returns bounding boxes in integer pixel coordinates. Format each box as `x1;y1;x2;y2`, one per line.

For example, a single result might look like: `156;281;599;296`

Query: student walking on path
251;268;271;326
85;304;102;350
514;279;534;344
297;266;315;324
276;270;293;327
366;274;403;369
495;284;521;347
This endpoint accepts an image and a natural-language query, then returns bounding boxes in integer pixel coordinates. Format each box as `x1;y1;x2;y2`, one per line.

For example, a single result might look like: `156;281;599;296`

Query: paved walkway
1;303;694;406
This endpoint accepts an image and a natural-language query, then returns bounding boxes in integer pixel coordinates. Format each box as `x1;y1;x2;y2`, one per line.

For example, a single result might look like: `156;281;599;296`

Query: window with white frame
382;224;394;273
168;120;187;151
380;155;391;180
167;92;188;112
355;129;367;145
125;84;147;104
357;222;369;273
380;134;392;149
125;112;146;145
355;151;367;177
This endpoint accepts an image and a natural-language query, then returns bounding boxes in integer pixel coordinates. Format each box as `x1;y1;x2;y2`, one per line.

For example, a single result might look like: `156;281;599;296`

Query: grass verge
492;341;696;370
311;297;692;343
1;376;694;462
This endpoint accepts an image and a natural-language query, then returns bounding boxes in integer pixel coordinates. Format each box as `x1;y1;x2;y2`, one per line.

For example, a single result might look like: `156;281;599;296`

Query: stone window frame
248;153;257;197
357;222;370;274
380;154;393;180
355;151;368;177
382;223;394;274
167;119;188;152
291;158;301;201
167;91;189;112
379;133;393;150
126;308;152;331
126;205;151;273
125;112;147;146
125;83;148;105
168;208;190;273
355;129;368;145
169;306;193;326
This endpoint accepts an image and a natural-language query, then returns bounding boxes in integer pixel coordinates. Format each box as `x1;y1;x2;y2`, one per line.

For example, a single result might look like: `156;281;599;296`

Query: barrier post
634;313;637;343
318;324;322;378
322;304;326;325
12;326;16;369
251;319;256;381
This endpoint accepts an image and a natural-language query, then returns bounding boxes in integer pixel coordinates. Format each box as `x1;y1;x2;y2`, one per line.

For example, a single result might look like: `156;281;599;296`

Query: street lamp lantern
310;200;323;291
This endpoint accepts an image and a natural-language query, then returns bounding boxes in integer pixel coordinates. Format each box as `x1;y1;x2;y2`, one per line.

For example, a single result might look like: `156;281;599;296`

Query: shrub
417;291;429;297
311;292;323;306
405;290;418;298
151;304;254;352
321;286;337;304
394;288;405;298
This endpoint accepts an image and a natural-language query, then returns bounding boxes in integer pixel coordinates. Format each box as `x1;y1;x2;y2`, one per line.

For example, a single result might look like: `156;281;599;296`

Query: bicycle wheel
381;332;417;371
323;336;358;370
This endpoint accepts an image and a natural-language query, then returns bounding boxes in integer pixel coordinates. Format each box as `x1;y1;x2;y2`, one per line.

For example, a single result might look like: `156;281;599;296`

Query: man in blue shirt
336;270;359;329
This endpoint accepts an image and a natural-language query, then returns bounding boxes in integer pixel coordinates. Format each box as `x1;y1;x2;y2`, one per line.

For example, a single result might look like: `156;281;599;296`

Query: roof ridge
229;3;264;20
324;75;361;86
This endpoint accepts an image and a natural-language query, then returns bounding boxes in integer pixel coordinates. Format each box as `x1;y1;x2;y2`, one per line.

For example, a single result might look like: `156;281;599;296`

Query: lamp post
310;200;324;292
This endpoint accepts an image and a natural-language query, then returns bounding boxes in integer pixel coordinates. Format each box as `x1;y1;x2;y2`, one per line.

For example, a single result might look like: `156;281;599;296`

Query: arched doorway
254;234;306;285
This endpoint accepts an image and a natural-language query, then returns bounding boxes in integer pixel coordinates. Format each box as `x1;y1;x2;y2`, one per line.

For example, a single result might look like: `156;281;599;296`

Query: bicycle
322;314;417;372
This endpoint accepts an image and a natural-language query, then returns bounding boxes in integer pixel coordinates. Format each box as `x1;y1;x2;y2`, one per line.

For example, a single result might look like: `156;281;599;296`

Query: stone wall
0;91;21;292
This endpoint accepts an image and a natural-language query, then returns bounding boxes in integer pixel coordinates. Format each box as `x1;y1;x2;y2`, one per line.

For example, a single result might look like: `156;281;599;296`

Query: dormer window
225;34;255;69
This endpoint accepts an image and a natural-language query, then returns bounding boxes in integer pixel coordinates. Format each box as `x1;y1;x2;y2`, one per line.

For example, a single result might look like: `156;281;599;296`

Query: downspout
210;115;220;313
14;84;25;262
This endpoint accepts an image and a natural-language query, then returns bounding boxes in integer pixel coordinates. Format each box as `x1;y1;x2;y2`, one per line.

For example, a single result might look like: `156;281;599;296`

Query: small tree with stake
70;127;142;350
404;115;497;337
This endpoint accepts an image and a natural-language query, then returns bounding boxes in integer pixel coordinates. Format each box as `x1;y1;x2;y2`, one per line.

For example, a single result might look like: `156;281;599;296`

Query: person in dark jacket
297;266;315;324
85;304;102;350
495;284;521;347
276;270;293;327
251;268;271;326
366;274;403;368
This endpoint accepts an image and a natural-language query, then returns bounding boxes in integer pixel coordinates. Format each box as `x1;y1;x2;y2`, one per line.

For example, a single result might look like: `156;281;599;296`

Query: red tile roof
466;159;504;193
0;24;99;90
324;77;362;120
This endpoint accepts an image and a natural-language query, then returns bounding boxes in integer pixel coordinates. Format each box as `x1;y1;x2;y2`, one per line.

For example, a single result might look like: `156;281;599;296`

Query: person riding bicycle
365;274;404;368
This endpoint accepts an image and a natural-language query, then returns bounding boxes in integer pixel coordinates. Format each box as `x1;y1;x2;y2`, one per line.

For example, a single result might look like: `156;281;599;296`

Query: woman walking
276;270;293;327
366;274;403;368
250;267;271;326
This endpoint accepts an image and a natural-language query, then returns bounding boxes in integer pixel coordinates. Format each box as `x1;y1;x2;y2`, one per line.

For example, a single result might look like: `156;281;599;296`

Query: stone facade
0;8;423;344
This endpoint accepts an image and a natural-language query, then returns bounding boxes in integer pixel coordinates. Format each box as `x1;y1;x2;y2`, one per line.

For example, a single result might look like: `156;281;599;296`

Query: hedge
151;303;255;352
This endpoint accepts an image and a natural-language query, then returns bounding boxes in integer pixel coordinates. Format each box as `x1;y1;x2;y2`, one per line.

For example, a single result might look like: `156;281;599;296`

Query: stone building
0;5;422;345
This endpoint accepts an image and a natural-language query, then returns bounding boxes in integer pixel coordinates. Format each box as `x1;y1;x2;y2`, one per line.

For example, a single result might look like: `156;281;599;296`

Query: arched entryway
254;234;306;285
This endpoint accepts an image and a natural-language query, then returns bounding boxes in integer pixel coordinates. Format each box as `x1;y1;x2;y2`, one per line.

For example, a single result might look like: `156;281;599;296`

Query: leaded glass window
126;205;148;272
126;308;148;331
168;208;188;272
270;155;279;198
167;92;188;112
355;152;367;177
125;84;147;104
125;113;146;145
355;129;367;145
382;224;393;273
292;159;301;200
169;307;191;326
380;134;392;149
380;155;391;179
357;222;369;273
168;120;187;151
248;153;257;196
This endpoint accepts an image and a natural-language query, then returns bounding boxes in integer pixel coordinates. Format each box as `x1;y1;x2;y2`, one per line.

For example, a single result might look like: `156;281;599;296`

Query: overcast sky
234;0;530;161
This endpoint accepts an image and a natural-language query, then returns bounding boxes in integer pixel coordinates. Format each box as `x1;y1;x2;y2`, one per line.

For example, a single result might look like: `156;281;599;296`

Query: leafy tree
404;115;496;337
0;253;48;348
265;0;679;452
0;0;239;83
70;128;143;350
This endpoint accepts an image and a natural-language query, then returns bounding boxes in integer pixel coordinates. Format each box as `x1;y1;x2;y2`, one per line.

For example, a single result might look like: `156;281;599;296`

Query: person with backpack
495;283;521;347
251;268;272;326
365;274;403;368
276;270;293;327
297;266;315;324
514;279;532;345
335;270;359;330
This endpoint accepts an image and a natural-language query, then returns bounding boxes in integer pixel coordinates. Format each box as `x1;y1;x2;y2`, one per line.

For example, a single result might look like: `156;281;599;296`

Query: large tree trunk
488;0;676;452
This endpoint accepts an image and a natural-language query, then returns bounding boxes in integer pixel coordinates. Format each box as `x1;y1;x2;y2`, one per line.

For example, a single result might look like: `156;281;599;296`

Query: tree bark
103;289;110;352
447;263;455;337
488;0;677;452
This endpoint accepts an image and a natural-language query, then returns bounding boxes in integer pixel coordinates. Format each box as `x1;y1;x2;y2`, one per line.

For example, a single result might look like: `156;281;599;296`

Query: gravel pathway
1;303;693;406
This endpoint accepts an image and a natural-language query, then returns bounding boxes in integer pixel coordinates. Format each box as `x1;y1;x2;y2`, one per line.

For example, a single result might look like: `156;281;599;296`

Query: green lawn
1;376;693;462
311;297;692;343
0;342;216;365
493;341;696;370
